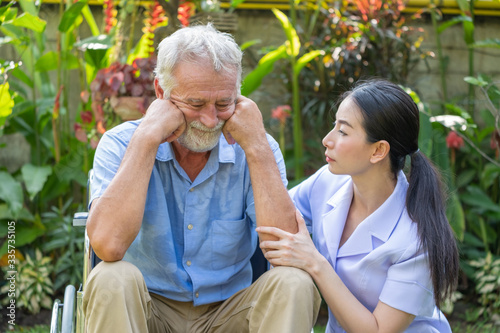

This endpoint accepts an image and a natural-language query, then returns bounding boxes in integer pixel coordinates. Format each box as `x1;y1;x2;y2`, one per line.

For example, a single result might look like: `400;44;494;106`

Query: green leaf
272;9;300;57
58;0;88;33
241;45;287;96
481;163;500;189
437;16;472;34
456;0;471;13
21;164;52;201
81;4;100;36
0;2;14;23
0;171;23;218
18;0;39;16
0;204;35;223
34;51;80;72
471;38;500;49
461;186;500;213
464;76;488;87
446;191;465;241
12;12;45;33
294;50;323;76
462;20;474;45
75;34;114;51
240;39;260;51
0;223;46;257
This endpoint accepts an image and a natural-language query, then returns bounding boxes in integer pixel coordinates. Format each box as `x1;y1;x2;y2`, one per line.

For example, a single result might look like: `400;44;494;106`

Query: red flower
491;130;500;150
271;105;291;125
178;3;195;27
446;131;464;149
81;111;93;124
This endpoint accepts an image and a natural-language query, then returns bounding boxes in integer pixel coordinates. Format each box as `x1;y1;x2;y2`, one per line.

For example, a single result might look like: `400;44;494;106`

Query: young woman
257;79;459;332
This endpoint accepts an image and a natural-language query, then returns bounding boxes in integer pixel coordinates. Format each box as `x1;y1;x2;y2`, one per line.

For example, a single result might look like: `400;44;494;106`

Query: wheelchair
49;170;270;333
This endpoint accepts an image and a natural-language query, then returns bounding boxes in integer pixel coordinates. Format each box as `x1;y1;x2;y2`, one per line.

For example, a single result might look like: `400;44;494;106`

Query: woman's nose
322;130;335;148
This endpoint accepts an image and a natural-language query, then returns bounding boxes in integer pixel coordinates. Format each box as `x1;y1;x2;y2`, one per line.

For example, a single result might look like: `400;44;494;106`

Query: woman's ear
154;78;164;99
370;140;390;164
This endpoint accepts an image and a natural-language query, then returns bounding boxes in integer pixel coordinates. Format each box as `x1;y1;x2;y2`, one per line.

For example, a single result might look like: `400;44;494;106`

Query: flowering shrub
75;57;157;147
271;105;291;155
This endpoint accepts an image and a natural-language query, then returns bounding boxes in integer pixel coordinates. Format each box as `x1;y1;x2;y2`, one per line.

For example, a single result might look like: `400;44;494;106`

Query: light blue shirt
91;119;287;306
289;165;452;333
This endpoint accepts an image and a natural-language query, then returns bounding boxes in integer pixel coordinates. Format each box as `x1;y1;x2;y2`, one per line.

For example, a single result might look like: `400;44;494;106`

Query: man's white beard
177;120;225;152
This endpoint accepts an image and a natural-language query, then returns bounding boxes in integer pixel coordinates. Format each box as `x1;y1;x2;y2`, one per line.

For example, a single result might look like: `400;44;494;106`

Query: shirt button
189;188;194;192
187;224;193;230
186;260;192;266
195;292;199;298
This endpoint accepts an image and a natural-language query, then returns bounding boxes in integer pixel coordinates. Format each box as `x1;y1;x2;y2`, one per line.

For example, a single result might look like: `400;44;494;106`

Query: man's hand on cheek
142;98;187;144
222;96;266;149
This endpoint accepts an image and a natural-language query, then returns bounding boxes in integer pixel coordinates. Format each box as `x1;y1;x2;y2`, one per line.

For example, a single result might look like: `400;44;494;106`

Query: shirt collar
336;170;408;257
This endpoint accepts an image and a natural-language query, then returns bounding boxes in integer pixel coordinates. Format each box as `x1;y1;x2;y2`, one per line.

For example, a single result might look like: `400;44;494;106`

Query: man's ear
370;140;390;164
154;78;164;99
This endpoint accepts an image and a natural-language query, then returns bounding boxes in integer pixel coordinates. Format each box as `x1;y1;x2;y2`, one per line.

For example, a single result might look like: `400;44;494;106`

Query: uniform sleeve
288;165;330;232
89;129;130;209
379;240;435;317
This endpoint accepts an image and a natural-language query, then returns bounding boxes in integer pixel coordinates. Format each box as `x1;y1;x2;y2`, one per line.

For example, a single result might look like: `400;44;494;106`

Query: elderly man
83;24;320;333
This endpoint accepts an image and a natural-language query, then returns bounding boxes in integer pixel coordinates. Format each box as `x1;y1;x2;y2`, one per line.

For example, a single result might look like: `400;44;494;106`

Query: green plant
241;8;323;180
42;200;84;291
1;249;54;314
9;325;50;333
466;252;500;325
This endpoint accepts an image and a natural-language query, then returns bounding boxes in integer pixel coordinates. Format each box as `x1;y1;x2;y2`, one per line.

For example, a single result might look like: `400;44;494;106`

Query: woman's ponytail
407;151;459;307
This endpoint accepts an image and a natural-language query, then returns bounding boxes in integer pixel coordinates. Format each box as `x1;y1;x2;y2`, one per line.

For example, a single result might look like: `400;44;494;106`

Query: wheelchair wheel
61;285;76;333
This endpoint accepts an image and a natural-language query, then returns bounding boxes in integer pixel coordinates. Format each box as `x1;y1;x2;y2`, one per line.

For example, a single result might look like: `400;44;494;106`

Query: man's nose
199;105;219;128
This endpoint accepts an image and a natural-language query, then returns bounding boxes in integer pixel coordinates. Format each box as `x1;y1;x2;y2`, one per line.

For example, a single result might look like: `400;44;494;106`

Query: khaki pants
83;261;321;333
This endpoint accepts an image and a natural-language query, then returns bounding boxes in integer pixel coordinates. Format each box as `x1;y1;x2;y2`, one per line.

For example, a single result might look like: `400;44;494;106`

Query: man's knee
84;261;145;309
262;267;318;305
267;266;315;288
87;261;142;289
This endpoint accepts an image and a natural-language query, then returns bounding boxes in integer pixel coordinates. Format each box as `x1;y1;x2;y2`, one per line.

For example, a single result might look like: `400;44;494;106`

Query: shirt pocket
211;217;252;270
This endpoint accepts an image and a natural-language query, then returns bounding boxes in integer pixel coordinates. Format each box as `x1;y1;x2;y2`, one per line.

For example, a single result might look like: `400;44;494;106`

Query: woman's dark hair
343;79;459;308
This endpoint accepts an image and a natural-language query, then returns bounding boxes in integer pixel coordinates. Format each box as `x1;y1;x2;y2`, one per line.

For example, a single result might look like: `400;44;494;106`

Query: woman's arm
257;211;415;333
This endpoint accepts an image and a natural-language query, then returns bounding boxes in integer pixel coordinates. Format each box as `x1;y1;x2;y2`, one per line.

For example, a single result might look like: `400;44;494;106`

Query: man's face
168;60;238;152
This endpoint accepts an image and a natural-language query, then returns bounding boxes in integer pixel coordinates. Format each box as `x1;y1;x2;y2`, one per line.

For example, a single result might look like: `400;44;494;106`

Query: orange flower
271;105;291;125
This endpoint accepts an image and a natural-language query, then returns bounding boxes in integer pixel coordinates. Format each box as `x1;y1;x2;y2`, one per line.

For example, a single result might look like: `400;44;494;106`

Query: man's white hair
154;24;243;97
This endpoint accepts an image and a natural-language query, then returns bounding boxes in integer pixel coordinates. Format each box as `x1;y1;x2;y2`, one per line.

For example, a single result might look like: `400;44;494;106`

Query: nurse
257;79;460;332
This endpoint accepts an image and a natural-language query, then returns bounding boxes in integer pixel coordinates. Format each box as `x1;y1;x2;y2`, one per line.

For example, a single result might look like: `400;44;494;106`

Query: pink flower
271;105;291;125
446;131;464;149
74;123;88;143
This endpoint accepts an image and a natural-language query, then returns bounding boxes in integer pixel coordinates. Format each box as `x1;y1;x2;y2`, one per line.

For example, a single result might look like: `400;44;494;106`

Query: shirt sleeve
379;240;435;317
89;129;130;209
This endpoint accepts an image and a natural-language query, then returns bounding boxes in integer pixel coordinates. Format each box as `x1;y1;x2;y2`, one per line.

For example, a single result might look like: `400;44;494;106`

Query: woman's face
322;97;377;176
